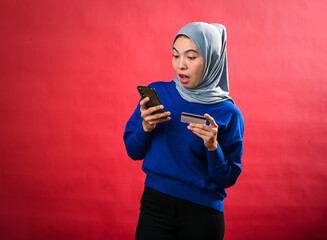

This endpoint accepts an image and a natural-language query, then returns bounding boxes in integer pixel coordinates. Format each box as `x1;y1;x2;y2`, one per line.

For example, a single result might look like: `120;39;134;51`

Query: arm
206;138;243;189
123;113;153;160
187;110;244;188
123;97;171;160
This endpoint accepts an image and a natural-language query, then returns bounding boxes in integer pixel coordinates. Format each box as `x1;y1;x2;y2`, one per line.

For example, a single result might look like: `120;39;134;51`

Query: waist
144;173;226;212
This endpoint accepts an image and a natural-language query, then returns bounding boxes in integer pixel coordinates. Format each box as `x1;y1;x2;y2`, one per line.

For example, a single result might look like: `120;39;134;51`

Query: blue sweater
123;81;244;212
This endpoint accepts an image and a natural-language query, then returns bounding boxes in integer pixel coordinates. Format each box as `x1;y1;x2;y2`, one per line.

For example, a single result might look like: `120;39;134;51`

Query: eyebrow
172;47;199;54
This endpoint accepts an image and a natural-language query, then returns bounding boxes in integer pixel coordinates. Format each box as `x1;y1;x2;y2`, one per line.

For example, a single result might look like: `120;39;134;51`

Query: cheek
196;63;205;78
172;59;178;72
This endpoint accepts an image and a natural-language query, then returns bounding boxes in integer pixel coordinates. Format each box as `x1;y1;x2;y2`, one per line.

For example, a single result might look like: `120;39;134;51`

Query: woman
123;22;244;240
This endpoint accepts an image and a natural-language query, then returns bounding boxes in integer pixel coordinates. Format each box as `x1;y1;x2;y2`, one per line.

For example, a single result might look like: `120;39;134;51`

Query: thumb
205;114;218;128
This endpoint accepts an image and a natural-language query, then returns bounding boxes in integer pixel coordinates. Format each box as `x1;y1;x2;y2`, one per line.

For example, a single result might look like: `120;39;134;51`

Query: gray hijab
173;22;234;104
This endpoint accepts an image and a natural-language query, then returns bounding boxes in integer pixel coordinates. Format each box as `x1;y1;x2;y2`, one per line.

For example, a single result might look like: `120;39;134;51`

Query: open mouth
179;74;190;83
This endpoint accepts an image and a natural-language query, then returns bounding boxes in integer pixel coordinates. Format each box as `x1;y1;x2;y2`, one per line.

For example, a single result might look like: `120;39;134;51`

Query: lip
179;74;190;84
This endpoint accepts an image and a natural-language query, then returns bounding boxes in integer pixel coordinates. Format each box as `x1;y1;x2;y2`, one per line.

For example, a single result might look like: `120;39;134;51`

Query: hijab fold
173;22;234;104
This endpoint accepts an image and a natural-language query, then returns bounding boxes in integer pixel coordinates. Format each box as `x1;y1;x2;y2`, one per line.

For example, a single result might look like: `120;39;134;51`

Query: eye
173;55;179;59
188;56;196;60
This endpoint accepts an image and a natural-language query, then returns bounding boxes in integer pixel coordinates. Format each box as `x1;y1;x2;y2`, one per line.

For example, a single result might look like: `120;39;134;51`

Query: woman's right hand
140;97;171;132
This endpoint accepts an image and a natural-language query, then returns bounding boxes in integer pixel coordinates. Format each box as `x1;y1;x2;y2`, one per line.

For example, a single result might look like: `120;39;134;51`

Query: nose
178;57;187;70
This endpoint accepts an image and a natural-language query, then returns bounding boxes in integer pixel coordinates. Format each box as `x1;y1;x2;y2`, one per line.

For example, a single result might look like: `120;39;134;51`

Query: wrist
207;146;217;151
206;142;218;151
142;121;155;132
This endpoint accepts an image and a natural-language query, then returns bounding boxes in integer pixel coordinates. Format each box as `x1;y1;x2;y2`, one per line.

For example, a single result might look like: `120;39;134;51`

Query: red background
1;0;327;239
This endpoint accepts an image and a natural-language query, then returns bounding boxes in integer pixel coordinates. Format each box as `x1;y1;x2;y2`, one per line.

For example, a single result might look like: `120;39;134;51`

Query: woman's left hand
187;114;218;151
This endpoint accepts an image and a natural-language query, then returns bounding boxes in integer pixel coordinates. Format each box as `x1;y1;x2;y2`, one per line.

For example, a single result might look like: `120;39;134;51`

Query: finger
188;124;218;141
205;114;218;128
144;111;171;124
188;123;212;133
188;125;212;137
148;105;165;115
140;97;150;111
140;104;164;119
190;130;203;139
189;128;212;142
151;116;171;125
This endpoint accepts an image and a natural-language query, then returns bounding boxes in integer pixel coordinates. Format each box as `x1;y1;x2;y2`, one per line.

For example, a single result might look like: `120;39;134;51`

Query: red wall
1;0;326;239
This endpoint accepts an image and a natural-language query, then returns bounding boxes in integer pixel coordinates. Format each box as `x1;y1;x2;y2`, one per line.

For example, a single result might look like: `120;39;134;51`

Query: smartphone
137;86;165;115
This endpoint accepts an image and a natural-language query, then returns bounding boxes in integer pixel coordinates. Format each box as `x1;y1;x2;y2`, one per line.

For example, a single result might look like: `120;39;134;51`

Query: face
172;35;205;89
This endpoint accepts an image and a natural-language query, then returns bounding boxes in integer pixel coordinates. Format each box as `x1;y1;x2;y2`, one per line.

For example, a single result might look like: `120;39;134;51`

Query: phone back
137;86;164;114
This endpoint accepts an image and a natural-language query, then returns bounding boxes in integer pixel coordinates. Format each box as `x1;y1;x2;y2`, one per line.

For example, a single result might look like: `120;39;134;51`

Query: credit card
180;112;206;124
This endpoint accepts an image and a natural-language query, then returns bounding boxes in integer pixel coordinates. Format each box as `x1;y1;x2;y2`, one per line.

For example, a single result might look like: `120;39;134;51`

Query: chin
182;84;196;89
181;81;197;88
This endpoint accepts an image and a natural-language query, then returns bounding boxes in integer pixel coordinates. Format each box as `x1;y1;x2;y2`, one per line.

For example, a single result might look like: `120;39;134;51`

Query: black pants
136;186;225;240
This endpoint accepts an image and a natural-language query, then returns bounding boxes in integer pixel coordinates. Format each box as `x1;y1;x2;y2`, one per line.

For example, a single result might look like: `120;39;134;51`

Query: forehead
173;35;199;52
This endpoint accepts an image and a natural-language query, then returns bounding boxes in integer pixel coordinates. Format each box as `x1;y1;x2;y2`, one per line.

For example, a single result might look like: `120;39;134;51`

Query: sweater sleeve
123;102;153;160
206;108;244;189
